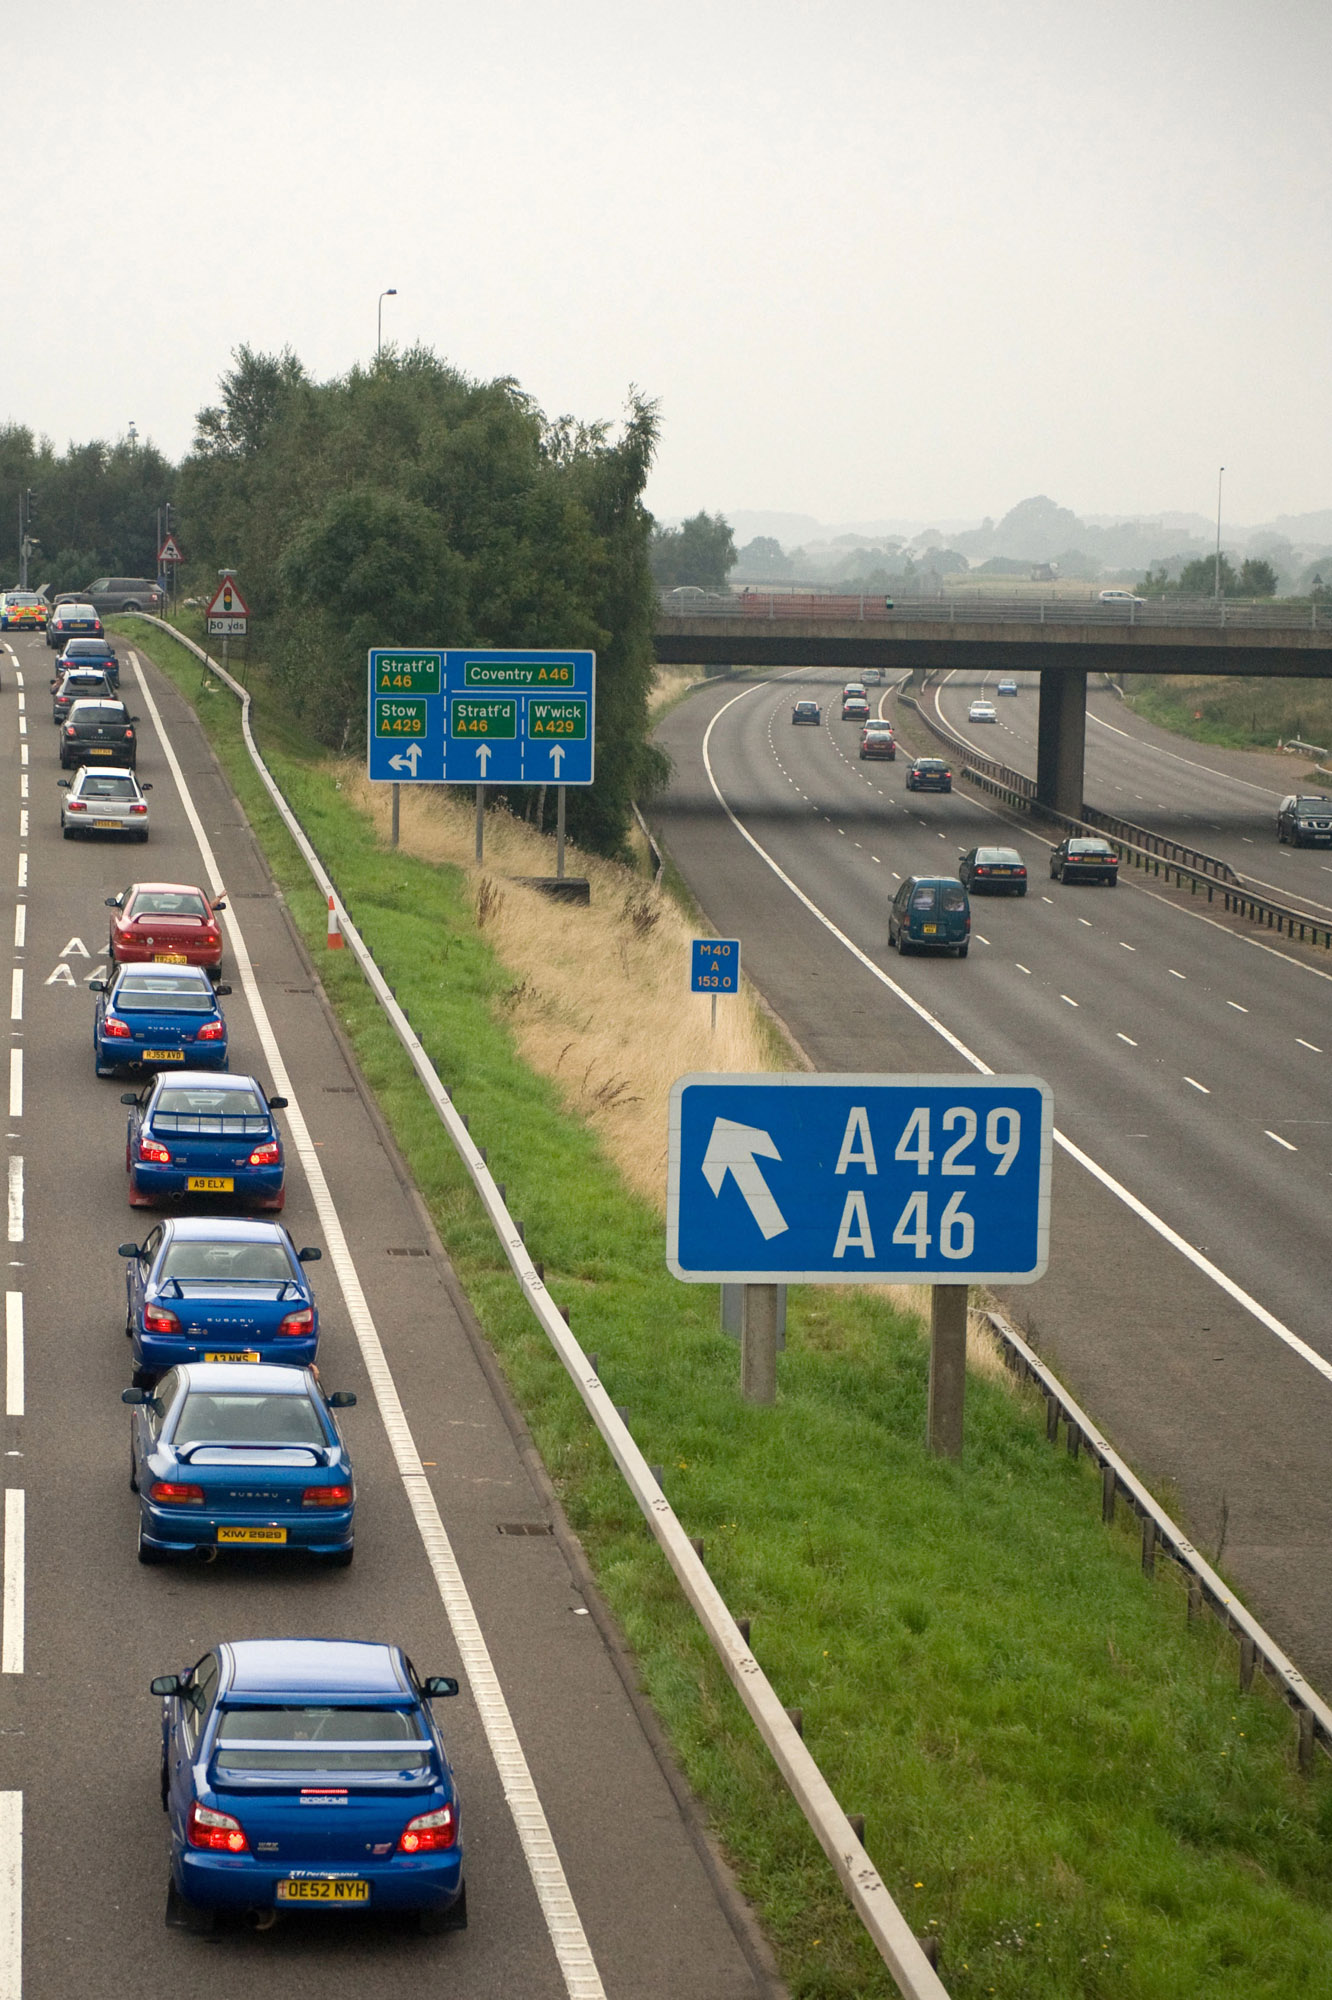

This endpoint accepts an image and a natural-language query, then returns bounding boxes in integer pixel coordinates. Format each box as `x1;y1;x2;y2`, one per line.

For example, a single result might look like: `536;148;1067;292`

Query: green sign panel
528;697;588;741
462;660;576;689
374;698;428;737
374;652;442;696
450;696;517;739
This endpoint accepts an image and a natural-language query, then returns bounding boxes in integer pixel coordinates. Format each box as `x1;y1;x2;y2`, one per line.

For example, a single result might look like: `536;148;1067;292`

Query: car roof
150;1072;262;1095
1067;837;1113;849
905;874;966;889
913;756;947;765
126;880;209;895
174;1361;315;1395
72;764;137;781
222;1639;412;1700
159;1215;292;1245
116;962;212;983
974;846;1022;859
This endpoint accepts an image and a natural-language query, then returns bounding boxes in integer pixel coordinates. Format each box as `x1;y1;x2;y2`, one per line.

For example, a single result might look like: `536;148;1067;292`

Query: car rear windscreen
115;976;213;1011
179;1392;325;1448
160;1241;295;1284
79;777;138;800
213;1707;431;1775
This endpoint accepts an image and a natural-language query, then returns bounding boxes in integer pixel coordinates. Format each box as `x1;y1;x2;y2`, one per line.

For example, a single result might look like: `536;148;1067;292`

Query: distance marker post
690;937;740;1035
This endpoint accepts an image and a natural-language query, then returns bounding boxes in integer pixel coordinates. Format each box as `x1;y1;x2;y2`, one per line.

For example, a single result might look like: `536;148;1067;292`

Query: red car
105;882;227;971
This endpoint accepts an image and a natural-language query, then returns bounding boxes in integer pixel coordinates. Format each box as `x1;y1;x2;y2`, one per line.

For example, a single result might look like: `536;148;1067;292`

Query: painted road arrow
389;744;423;777
701;1118;788;1240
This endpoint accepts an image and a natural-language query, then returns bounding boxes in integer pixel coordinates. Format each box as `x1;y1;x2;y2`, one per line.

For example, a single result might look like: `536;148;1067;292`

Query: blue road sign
667;1073;1052;1285
691;938;740;993
367;649;595;787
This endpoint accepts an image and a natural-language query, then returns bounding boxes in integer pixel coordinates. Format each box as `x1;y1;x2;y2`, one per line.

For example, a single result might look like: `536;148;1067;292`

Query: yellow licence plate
203;1349;261;1363
93;820;123;830
277;1879;369;1903
187;1176;234;1192
922;924;938;934
154;952;188;963
88;746;113;755
218;1526;287;1544
143;1050;184;1061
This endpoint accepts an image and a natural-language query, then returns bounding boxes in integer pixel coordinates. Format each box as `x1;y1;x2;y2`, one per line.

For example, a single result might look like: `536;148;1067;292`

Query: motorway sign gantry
667;1073;1052;1284
367;648;595;786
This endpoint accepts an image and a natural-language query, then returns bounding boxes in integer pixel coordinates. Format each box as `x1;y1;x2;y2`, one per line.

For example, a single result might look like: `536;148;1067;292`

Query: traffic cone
326;895;343;949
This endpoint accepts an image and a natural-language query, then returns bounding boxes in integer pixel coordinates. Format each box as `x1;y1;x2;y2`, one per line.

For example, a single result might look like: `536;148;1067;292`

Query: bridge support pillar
1036;668;1087;817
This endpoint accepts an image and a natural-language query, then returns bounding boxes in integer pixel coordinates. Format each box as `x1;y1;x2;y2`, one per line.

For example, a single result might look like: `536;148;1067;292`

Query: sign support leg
391;782;400;848
221;636;229;683
741;1284;778;1405
556;785;566;880
475;783;485;866
927;1285;968;1459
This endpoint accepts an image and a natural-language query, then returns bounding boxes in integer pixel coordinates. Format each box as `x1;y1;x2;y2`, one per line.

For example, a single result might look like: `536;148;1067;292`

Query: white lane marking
14;861;24;893
129;654;607;2000
1117;1033;1138;1046
5;1166;18;1246
1184;1077;1210;1094
1119;941;1136;951
1015;962;1031;975
1061;994;1079;1007
10;912;21;952
0;1790;20;1998
1266;1131;1297;1152
6;1060;19;1122
4;1299;20;1419
1041;895;1053;904
1227;1001;1248;1012
1169;969;1186;980
7;978;18;1027
1077;917;1092;928
1297;1038;1322;1052
2;1494;22;1674
701;681;1332;1389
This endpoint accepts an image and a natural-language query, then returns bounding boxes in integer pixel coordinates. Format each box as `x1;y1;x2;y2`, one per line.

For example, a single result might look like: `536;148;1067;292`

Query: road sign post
668;1073;1052;1431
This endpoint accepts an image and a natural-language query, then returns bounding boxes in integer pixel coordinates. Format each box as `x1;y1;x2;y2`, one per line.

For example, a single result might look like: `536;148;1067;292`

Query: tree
1177;554;1240;596
734;535;791;580
648;511;736;588
1238;558;1278;598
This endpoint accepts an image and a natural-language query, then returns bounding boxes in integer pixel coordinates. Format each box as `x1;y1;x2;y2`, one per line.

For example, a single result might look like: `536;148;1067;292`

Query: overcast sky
11;0;1331;530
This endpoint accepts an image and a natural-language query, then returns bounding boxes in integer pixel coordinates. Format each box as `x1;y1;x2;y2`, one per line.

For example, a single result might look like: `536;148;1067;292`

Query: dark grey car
54;576;164;616
1276;795;1332;846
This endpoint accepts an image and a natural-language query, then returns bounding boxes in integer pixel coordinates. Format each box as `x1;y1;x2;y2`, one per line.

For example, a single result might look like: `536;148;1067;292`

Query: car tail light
138;1137;172;1164
124;729;134;740
195;1021;225;1041
247;1140;280;1166
66;800;86;813
149;1480;204;1505
277;1307;314;1338
143;1302;180;1332
187;1801;248;1852
398;1804;456;1853
302;1484;352;1507
103;1014;131;1037
129;803;147;815
63;725;75;736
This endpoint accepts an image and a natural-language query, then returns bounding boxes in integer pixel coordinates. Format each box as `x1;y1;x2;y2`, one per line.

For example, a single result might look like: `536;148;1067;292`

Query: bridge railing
659;589;1331;633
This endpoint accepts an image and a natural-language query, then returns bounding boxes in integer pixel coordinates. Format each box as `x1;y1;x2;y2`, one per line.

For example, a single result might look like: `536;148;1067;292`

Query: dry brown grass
342;767;782;1208
648;664;710;716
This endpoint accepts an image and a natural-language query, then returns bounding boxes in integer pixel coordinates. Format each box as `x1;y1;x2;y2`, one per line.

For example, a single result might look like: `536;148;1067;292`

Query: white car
58;765;152;840
1098;589;1145;607
968;700;998;723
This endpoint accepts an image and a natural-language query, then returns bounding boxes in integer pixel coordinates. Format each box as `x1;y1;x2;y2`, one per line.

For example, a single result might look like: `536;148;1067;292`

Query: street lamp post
1214;466;1225;600
377;289;397;358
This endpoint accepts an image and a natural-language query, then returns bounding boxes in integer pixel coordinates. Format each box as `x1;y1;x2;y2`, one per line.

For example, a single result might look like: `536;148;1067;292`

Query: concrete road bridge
653;592;1332;815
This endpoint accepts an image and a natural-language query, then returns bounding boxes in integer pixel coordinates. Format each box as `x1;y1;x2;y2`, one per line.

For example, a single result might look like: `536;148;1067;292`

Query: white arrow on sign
549;744;565;775
476;743;492;775
389;743;423;777
701;1118;788;1240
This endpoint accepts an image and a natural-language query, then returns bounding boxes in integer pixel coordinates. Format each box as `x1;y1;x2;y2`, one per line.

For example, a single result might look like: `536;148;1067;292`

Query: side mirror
149;1675;184;1698
105;895;123;908
422;1676;459;1700
117;1242;141;1258
297;1247;322;1263
215;983;231;996
212;899;227;912
327;1391;357;1409
88;979;105;993
128;714;140;723
57;779;71;790
121;1386;150;1405
141;783;153;793
119;1092;140;1106
268;1096;288;1110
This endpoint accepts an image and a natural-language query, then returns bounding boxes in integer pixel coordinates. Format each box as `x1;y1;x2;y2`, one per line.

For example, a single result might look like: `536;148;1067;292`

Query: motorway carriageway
0;632;768;2000
652;671;1332;1695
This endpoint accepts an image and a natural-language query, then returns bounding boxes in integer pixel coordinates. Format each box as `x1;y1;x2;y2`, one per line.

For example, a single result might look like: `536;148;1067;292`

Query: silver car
58;766;152;841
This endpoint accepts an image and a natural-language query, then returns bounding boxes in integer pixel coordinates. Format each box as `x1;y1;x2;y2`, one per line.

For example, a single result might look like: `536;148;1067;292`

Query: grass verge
120;618;1332;2000
1127;673;1332;758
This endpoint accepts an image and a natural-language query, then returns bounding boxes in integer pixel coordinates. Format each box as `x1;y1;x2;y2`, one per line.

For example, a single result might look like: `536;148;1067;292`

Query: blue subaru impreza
151;1639;466;1932
121;1217;321;1385
123;1071;288;1211
92;962;230;1077
124;1362;356;1565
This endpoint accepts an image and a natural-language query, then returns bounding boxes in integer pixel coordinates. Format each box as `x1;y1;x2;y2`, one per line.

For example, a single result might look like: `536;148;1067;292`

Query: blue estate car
54;636;120;687
91;962;230;1077
123;1072;288;1211
124;1362;356;1566
121;1218;322;1385
151;1639;466;1932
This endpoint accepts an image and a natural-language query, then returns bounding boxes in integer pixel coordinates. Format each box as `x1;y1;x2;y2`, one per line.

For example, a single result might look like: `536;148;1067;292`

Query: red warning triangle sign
158;535;185;564
205;576;250;618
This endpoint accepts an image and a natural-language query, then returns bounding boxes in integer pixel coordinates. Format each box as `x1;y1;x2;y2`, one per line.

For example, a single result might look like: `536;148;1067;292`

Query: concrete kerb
126;619;948;2000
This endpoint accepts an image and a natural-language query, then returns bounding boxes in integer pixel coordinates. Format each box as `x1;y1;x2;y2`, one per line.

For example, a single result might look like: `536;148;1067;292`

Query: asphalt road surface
0;632;771;2000
653;671;1332;1696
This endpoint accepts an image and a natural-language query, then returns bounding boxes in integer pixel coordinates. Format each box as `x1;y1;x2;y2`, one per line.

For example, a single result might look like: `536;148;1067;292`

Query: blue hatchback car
152;1639;466;1933
121;1218;322;1385
123;1072;288;1211
124;1362;356;1566
92;963;230;1077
